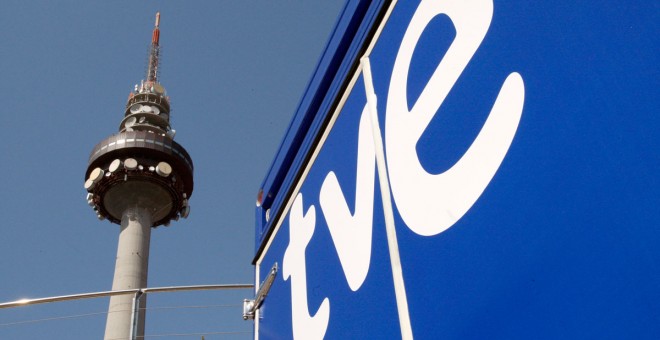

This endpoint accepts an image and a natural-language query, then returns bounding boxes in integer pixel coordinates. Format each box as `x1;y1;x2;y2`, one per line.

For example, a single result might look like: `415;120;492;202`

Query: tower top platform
84;13;193;227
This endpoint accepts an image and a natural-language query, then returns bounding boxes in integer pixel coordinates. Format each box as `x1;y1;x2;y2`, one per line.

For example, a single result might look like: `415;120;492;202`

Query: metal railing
0;284;254;340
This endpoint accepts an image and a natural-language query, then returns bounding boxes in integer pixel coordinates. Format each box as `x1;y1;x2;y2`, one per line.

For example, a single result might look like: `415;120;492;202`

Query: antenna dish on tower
125;117;137;128
153;83;165;94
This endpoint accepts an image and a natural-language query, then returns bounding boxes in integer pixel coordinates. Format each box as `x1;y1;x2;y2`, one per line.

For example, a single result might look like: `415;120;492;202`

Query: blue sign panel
254;0;658;339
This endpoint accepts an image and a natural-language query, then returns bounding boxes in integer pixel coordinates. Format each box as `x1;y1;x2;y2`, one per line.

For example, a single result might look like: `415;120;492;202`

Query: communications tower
83;13;193;339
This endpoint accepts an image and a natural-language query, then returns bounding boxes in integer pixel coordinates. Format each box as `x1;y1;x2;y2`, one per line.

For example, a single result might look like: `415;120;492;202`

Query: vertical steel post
130;291;144;340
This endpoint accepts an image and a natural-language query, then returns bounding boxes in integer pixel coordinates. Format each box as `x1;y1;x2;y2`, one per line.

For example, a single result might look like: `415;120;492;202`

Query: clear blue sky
0;1;344;338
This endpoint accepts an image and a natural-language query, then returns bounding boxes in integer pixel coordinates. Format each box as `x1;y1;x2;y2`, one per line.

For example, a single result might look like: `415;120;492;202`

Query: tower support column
104;206;152;340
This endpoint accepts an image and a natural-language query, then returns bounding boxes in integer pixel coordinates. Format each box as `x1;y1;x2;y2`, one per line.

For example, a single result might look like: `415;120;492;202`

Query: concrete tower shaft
83;12;193;339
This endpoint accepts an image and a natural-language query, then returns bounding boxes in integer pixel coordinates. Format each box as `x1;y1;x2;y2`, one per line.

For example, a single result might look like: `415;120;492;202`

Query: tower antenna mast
146;12;161;83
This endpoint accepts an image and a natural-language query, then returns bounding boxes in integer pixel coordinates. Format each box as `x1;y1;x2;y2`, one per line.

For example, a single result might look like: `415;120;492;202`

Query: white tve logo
283;0;525;338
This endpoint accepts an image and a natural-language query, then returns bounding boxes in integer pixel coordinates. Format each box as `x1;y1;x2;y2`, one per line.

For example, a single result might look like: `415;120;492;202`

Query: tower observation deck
83;13;193;339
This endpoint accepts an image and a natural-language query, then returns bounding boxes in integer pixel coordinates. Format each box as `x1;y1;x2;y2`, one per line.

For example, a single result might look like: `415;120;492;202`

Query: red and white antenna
146;12;161;82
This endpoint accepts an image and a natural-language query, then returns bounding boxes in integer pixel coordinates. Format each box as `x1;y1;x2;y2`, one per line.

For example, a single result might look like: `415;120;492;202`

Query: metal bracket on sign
243;262;278;320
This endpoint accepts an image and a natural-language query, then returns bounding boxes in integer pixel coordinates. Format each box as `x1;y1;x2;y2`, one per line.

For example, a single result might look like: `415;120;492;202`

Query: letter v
320;104;376;291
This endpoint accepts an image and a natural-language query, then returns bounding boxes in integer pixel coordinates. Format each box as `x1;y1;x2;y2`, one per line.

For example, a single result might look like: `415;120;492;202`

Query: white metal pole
0;284;254;309
361;57;413;339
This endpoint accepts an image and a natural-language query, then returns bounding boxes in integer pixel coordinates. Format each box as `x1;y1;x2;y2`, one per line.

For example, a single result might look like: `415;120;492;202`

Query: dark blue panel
254;0;389;254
